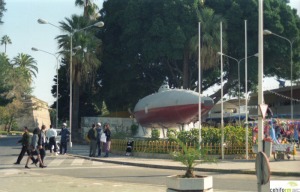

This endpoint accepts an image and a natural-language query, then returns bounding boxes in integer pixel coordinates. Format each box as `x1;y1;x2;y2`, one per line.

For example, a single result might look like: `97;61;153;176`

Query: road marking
43;165;126;170
0;164;14;168
92;161;103;165
47;159;64;167
71;158;84;166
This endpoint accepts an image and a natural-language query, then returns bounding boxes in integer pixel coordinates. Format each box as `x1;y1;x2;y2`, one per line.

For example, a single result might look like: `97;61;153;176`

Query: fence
111;139;254;155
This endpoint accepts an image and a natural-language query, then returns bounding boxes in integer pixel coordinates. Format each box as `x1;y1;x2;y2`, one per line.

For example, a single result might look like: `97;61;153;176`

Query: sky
0;0;299;105
0;0;103;105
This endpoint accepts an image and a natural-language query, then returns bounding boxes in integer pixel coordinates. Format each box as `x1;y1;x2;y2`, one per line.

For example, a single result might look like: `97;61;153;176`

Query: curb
69;154;300;177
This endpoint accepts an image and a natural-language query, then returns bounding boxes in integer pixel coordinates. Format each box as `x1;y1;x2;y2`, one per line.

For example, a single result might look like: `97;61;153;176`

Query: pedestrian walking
38;125;47;167
104;123;111;157
14;126;35;165
96;122;102;157
60;123;70;155
87;124;97;157
25;128;46;169
46;125;58;155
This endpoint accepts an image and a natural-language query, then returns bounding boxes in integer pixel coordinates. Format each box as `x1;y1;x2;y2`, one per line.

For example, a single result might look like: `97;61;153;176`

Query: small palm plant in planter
166;138;217;191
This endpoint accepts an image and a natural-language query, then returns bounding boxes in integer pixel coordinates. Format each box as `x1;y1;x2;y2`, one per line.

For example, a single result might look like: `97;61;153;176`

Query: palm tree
185;7;228;102
56;15;102;142
75;0;99;20
1;35;12;53
183;7;225;89
12;53;38;84
197;8;226;70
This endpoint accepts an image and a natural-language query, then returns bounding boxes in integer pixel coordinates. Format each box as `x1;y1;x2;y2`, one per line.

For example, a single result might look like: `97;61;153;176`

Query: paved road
1;136;299;192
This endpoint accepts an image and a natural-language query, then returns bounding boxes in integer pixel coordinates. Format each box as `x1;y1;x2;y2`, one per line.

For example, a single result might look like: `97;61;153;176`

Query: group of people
252;119;300;146
87;122;111;157
14;123;70;169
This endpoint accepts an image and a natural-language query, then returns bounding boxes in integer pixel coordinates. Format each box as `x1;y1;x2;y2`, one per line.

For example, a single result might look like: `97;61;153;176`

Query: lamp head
37;18;48;24
263;29;272;35
94;21;104;28
73;46;82;51
31;47;39;51
217;52;222;55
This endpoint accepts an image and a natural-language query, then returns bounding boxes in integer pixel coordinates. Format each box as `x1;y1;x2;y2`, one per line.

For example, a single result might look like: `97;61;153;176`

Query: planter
166;175;213;192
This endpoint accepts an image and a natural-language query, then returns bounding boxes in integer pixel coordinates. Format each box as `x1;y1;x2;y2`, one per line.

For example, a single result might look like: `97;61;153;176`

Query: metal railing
111;139;254;155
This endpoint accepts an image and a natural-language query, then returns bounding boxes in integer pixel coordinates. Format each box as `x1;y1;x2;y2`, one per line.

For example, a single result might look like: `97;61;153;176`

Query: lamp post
244;53;258;160
38;18;104;148
217;53;258;126
31;47;60;129
219;22;224;160
198;22;202;149
263;29;294;120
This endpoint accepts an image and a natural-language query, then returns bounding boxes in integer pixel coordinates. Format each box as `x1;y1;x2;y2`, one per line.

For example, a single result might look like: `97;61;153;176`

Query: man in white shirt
46;125;58;155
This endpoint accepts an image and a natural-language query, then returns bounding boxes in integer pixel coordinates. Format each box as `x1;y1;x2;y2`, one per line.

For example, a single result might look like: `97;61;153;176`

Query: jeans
60;141;67;154
97;142;102;156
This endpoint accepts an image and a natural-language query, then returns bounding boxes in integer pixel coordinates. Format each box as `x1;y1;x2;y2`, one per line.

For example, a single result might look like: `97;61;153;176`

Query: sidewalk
68;144;300;177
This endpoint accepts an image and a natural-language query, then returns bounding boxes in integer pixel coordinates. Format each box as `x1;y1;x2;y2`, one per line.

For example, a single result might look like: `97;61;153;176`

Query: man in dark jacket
87;124;97;157
14;126;35;164
60;123;70;155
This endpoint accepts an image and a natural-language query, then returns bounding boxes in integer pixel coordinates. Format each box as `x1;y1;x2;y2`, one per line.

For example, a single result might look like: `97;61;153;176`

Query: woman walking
25;128;46;169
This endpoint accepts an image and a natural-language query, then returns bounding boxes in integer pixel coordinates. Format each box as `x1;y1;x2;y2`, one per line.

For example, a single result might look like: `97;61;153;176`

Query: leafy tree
1;35;11;53
0;53;33;132
0;99;24;132
0;53;12;106
99;0;225;112
98;0;300;111
205;0;300;102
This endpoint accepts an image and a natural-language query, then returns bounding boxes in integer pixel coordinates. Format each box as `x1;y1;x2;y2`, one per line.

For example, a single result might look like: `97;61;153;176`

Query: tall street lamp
38;18;104;148
217;53;258;126
263;29;294;120
244;53;258;160
31;47;60;129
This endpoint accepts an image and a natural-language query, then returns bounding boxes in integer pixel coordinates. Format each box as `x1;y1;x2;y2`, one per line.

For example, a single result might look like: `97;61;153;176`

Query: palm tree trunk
72;80;81;143
185;168;195;178
182;50;189;89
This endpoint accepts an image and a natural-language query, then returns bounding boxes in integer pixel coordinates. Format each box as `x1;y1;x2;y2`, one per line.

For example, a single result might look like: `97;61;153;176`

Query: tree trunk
72;80;81;143
184;168;195;178
182;50;189;89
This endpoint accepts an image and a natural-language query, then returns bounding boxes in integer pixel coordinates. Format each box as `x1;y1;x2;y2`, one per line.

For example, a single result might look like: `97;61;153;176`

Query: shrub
151;129;160;140
167;128;177;139
130;124;139;136
171;138;217;178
